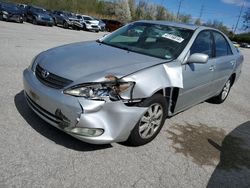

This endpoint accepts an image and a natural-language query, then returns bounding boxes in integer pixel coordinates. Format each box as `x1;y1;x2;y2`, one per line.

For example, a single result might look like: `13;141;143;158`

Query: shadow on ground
167;123;226;166
207;121;250;187
166;121;250;187
14;91;112;152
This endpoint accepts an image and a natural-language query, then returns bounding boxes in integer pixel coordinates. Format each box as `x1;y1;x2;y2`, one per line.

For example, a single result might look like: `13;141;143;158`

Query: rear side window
213;31;232;57
190;31;213;58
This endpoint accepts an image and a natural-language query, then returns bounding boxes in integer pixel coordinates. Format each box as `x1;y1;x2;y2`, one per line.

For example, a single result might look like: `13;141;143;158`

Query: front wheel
209;78;232;104
63;21;68;29
32;18;37;25
127;94;167;146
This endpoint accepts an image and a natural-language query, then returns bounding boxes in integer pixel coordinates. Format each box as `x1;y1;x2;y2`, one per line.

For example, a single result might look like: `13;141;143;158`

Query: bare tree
194;18;202;25
115;0;131;23
128;0;136;20
178;14;192;23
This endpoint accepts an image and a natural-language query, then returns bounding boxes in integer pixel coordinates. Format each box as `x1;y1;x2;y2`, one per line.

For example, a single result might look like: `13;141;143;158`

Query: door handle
209;65;215;71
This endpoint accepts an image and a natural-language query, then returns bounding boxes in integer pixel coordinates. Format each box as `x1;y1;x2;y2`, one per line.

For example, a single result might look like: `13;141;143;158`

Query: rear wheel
209;78;232;104
32;18;37;25
127;94;167;146
82;24;87;31
63;21;68;29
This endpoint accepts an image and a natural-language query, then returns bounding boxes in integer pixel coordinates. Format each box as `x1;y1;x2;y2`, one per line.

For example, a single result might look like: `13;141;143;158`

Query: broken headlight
64;80;135;101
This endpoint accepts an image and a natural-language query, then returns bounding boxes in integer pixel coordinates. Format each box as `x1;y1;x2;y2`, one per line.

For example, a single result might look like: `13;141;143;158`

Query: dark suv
0;2;23;23
24;5;54;26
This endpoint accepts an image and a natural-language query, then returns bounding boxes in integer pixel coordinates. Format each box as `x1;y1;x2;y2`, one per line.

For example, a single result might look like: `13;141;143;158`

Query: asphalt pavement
0;21;250;188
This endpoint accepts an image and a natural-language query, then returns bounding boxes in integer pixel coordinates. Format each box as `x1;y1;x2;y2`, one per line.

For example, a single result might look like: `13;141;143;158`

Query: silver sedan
23;21;243;146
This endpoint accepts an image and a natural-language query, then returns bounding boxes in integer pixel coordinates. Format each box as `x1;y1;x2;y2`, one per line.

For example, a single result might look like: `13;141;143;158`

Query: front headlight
2;11;8;15
64;79;135;101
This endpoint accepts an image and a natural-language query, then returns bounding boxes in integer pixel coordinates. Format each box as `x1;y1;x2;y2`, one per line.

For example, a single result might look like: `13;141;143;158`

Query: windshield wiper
96;40;131;52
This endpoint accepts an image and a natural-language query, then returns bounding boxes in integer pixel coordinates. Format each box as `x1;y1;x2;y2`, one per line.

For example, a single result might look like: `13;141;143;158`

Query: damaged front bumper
23;68;147;144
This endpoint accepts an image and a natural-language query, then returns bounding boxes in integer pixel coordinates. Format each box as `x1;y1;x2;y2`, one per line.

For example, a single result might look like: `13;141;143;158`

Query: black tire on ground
126;94;167;146
208;77;232;104
0;14;3;21
32;18;37;25
53;19;57;26
82;24;87;31
63;21;68;29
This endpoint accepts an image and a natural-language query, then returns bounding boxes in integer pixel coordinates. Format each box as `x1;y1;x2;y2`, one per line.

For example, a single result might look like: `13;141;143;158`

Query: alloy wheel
221;80;231;100
139;103;163;139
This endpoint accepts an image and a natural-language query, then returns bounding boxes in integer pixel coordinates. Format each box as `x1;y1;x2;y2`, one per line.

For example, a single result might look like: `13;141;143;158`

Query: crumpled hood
38;41;165;83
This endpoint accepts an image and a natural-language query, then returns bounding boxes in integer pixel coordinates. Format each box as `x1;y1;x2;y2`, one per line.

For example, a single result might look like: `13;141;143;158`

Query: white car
76;15;99;32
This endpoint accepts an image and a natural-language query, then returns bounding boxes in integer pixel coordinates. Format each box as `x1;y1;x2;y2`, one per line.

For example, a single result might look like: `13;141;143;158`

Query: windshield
2;3;19;11
101;22;194;60
32;7;46;13
83;16;93;21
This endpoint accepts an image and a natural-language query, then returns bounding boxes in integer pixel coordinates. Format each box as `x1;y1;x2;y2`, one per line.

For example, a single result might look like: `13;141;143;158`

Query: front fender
120;61;183;99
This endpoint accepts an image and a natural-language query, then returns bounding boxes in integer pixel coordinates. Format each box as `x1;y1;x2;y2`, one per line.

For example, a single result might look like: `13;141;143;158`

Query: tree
178;14;192;23
128;0;136;20
135;0;147;20
194;18;202;25
155;5;167;20
114;0;131;23
204;20;230;36
243;8;250;32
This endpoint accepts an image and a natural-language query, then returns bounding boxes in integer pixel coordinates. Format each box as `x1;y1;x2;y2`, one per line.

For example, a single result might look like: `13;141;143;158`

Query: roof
136;20;200;30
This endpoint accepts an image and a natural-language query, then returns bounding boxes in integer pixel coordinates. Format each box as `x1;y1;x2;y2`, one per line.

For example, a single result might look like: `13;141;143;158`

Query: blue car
0;2;23;23
24;5;54;26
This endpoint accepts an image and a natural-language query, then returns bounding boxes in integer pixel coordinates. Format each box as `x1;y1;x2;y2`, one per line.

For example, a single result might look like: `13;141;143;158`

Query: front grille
35;64;73;89
42;17;50;21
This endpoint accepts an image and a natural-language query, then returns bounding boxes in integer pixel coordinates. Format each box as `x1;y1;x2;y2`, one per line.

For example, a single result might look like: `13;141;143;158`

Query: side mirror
186;53;209;64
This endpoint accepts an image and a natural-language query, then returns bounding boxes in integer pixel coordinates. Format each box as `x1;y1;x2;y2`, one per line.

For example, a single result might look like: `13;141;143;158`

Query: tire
32;18;37;25
82;24;87;31
0;14;3;21
53;19;57;26
127;94;167;146
209;78;232;104
63;21;68;29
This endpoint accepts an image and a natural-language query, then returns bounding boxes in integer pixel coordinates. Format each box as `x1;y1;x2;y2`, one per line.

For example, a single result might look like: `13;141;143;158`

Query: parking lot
0;21;250;188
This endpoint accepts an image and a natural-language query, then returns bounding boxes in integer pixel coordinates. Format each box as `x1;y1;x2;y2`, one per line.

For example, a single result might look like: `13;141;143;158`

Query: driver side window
190;31;213;58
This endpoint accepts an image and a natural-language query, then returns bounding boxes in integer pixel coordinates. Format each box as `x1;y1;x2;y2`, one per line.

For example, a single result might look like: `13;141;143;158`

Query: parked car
102;19;123;32
52;11;82;30
77;15;99;32
25;5;54;26
240;43;250;48
0;2;23;23
232;41;240;48
96;18;106;31
23;21;243;146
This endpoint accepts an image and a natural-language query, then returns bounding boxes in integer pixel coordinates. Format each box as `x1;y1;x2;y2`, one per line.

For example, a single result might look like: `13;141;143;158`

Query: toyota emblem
41;69;50;78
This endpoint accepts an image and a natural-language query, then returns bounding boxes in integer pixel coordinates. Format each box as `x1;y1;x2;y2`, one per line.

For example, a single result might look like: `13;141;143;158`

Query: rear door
211;31;235;94
175;30;215;112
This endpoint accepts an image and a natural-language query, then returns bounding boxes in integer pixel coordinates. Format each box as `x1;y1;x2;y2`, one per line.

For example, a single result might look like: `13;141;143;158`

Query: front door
175;30;215;112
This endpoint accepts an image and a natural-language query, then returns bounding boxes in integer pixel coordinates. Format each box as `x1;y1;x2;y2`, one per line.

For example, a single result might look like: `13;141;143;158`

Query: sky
148;0;250;33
